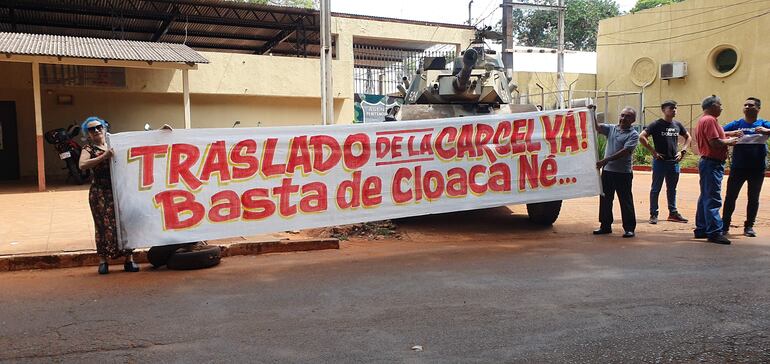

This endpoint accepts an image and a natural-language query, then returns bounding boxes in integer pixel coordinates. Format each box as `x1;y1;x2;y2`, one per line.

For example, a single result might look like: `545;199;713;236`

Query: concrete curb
0;238;340;272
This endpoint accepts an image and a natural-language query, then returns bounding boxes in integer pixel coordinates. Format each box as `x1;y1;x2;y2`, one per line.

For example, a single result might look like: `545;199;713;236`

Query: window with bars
41;65;127;88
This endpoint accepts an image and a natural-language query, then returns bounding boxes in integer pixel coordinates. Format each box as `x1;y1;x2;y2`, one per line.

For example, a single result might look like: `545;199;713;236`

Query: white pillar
320;0;333;125
183;69;191;129
32;61;45;192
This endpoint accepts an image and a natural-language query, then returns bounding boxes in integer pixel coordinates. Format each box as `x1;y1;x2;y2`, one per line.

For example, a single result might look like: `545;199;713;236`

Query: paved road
1;204;769;363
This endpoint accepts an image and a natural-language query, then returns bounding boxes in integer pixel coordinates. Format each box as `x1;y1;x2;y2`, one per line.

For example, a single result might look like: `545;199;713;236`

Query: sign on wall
354;94;402;123
109;109;601;249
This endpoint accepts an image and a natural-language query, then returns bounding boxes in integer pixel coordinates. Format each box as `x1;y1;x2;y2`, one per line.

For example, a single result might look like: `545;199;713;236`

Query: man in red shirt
694;95;742;244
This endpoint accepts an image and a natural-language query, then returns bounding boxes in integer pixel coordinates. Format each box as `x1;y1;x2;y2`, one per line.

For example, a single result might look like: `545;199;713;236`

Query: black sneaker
593;227;612;235
622;231;635;238
649;215;658;224
667;212;688;223
694;230;707;239
707;234;731;245
744;227;757;237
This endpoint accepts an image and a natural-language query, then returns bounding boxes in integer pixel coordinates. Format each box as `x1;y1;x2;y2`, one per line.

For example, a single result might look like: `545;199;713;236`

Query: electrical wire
473;5;499;27
597;9;770;46
601;5;770;37
599;0;760;37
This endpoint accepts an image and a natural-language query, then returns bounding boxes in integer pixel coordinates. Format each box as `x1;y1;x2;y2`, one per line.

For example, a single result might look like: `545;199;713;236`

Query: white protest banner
109;109;601;249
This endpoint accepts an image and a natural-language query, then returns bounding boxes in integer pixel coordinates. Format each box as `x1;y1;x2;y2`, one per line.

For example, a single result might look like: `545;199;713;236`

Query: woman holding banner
78;116;140;275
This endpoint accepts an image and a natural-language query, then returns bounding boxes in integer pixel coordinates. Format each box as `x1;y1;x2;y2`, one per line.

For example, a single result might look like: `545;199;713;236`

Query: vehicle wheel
166;243;221;270
526;200;562;226
147;243;192;268
65;158;85;185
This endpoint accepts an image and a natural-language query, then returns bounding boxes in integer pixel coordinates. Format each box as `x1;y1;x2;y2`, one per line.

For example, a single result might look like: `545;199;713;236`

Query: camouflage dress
84;144;130;259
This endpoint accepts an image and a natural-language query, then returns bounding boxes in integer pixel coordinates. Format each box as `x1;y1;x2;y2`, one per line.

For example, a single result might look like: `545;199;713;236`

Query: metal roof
0;0;473;59
0;32;209;63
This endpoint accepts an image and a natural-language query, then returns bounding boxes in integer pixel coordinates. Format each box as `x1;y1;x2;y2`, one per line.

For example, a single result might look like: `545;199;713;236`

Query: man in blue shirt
722;97;770;237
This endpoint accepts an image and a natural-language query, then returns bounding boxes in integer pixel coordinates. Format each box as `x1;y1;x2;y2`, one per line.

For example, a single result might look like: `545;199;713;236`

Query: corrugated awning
0;32;209;64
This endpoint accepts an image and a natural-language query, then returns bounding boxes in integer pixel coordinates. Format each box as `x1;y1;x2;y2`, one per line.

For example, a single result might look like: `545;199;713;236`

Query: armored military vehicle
397;32;562;225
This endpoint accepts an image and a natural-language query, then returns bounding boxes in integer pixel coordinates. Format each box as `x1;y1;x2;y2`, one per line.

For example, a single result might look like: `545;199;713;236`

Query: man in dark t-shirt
639;100;692;224
722;97;770;237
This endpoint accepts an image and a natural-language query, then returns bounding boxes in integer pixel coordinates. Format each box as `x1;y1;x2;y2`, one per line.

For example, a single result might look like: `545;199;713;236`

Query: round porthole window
707;45;740;77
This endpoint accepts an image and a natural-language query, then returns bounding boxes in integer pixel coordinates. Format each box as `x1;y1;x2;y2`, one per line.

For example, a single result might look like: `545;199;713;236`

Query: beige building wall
596;0;770;127
0;15;475;180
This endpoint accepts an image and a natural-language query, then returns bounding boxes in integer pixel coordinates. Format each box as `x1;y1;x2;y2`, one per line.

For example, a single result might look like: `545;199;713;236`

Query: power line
599;0;760;37
473;5;499;27
601;5;770;37
597;9;770;46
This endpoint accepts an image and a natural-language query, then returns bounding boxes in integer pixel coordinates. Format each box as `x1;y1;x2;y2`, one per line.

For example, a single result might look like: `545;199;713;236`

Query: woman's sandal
124;261;140;272
98;262;109;275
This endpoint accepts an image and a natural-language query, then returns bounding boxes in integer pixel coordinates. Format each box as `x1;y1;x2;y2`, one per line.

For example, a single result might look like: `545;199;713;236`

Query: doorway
0;101;20;180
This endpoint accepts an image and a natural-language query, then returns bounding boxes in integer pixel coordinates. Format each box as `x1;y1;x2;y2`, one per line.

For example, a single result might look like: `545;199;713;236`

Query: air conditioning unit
660;62;687;80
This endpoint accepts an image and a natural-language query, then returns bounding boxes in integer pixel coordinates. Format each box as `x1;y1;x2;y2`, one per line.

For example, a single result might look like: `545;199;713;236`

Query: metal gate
353;45;455;96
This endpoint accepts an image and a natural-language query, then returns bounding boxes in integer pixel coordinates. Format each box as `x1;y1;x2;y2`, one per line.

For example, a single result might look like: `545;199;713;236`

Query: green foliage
505;0;620;51
633;143;652;166
630;0;684;13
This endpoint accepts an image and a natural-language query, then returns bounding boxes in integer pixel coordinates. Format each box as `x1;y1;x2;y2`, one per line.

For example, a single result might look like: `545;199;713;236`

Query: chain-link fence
353;45;455;95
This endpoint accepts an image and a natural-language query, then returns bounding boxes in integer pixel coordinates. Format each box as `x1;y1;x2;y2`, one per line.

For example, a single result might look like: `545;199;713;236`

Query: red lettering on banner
560;112;580;154
489;163;512;192
422;170;445;200
525;119;541;153
511;119;528;155
407;135;419;157
362;176;383;207
128;144;168;189
272;178;300;217
541;114;563;154
392;168;413;203
242;188;276;220
541;155;558;187
299;182;327;213
154;190;205;230
493;121;512;156
208;190;240;222
229;139;259;180
200;141;232;183
468;165;488;194
435;127;458;159
413;165;423;201
419;134;434;156
519;154;539;191
337;171;362;208
343;133;371;170
169;144;202;190
376;137;390;159
261;138;286;177
446;167;468;197
309;135;341;173
286;136;313;174
475;123;496;163
456;124;476;159
391;136;403;158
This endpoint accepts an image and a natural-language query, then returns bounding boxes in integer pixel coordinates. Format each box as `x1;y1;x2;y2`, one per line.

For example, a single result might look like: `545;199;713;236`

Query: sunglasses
87;125;104;133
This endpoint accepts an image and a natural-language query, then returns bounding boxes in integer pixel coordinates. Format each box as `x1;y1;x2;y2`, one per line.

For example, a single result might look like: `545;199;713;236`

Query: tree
503;0;620;51
630;0;684;13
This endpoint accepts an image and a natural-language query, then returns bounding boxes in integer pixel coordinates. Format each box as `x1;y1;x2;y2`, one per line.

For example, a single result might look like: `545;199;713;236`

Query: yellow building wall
597;0;770;127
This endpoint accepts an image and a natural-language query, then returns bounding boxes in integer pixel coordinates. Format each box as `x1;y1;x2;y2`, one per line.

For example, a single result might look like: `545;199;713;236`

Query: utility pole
502;1;567;109
501;0;514;81
320;0;333;125
556;0;566;109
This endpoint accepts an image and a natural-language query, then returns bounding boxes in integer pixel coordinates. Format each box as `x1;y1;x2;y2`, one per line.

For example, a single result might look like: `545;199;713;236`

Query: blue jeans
650;159;680;216
695;158;725;237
